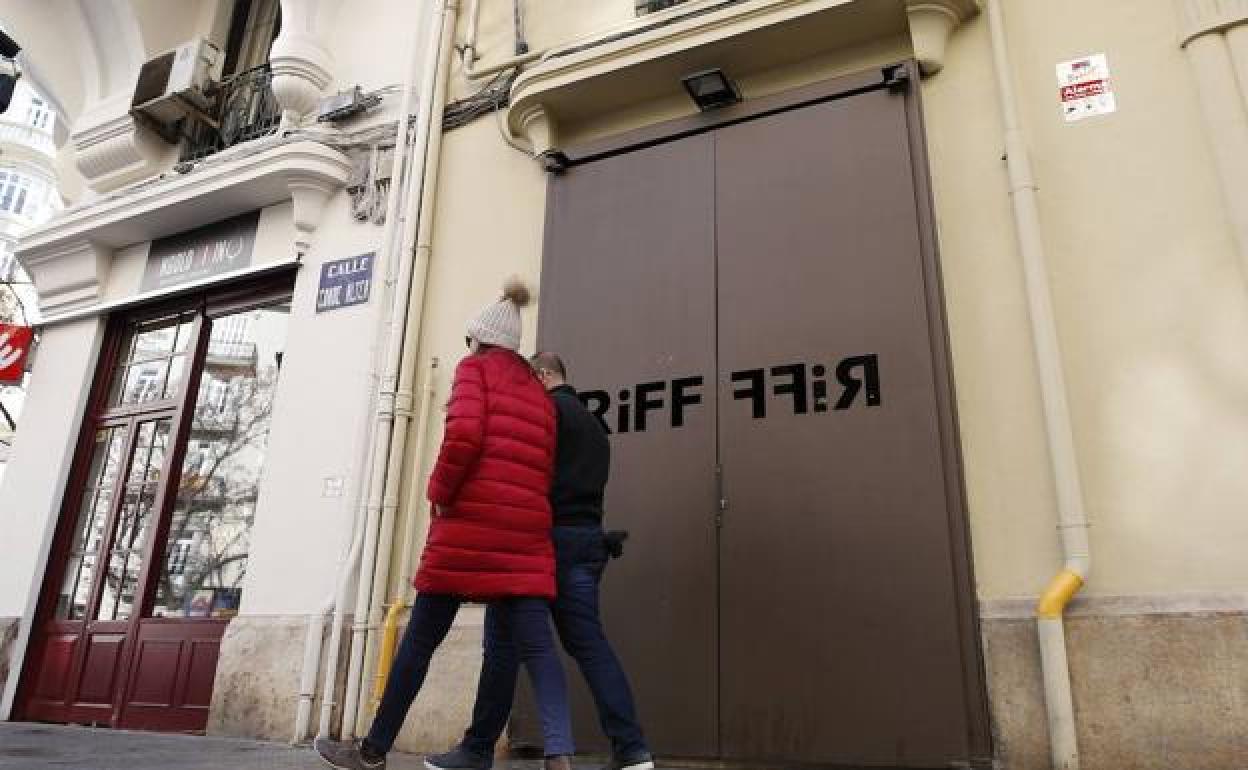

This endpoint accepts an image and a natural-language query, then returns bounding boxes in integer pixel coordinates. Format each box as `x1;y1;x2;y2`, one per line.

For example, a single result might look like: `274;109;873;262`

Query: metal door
714;85;988;766
533;135;721;756
529;65;988;767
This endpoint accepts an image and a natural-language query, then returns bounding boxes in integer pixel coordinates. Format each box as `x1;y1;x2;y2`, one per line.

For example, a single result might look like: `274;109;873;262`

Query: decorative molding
269;35;335;117
18;141;351;315
19;239;111;315
270;0;341;117
512;104;560;159
1177;0;1248;45
71;110;177;194
906;0;980;76
286;172;338;256
508;0;977;155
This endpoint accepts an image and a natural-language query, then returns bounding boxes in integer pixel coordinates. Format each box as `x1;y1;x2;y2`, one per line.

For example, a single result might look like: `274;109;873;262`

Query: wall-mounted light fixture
682;69;741;111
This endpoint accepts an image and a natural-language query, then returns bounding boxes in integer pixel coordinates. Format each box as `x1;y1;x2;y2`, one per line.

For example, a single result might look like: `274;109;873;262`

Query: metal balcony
181;64;282;163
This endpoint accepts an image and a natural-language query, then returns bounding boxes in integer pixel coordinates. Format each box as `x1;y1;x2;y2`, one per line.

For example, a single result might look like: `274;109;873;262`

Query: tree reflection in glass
151;304;289;618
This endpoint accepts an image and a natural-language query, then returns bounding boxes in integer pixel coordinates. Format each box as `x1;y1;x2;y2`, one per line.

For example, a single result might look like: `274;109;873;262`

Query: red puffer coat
414;347;558;600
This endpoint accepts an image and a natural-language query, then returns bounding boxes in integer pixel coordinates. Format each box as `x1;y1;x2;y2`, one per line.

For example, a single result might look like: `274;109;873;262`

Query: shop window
46;276;292;626
0;170;33;216
149;303;289;618
27;97;50;130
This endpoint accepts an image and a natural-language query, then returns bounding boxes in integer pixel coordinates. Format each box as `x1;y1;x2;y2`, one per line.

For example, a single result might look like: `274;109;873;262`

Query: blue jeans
461;527;649;759
364;593;574;757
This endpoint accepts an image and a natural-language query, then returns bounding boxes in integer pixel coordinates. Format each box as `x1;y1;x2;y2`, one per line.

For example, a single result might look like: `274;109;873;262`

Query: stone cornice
18;140;350;314
508;0;977;154
1177;0;1248;45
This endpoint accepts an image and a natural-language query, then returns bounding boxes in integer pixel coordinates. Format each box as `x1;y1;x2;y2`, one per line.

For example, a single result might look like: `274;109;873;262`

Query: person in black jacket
425;353;654;770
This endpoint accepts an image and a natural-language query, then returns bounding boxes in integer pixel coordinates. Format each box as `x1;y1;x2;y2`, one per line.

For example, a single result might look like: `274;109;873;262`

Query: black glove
603;530;629;559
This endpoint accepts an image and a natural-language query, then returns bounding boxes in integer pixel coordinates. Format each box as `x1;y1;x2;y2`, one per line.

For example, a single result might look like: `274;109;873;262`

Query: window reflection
55;427;128;620
151;304;289;618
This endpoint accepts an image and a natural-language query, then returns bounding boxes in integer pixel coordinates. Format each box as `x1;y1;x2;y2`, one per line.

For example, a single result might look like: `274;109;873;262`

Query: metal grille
635;0;690;13
180;64;282;163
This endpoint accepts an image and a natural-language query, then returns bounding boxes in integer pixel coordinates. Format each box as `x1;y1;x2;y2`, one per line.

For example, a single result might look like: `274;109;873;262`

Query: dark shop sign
141;211;261;292
316;252;374;313
581;354;882;435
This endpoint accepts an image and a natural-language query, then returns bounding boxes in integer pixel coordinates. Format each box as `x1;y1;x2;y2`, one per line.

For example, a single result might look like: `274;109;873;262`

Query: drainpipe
371;357;438;703
461;0;544;79
338;0;450;741
293;0;441;745
985;2;1092;769
344;0;461;738
290;3;439;743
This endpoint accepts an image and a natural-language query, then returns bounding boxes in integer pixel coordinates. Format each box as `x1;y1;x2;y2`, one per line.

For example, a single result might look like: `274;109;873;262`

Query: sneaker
314;736;387;770
602;751;655;770
544;756;574;770
424;746;493;770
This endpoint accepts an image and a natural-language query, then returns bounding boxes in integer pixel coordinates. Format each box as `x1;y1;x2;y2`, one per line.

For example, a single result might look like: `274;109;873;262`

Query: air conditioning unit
131;39;223;128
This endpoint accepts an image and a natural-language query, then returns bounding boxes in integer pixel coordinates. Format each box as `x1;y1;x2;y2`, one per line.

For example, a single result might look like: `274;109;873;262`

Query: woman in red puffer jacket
317;279;574;770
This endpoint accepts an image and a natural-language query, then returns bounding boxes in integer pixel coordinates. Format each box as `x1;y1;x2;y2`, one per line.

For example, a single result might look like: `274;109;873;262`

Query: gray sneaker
424;746;493;770
602;752;655;770
314;736;387;770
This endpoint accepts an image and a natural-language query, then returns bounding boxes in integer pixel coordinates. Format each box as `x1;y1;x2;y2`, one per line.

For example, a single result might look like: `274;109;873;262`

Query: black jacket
548;384;610;527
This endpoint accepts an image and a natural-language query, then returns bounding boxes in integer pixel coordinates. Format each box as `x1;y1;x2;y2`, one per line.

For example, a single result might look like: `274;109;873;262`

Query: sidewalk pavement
0;722;607;770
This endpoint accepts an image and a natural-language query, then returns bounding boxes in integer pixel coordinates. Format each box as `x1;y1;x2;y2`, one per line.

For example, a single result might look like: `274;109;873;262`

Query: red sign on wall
0;323;33;384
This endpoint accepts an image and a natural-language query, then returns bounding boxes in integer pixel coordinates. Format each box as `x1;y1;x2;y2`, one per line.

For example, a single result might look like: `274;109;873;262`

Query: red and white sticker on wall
0;323;33;384
1058;53;1116;123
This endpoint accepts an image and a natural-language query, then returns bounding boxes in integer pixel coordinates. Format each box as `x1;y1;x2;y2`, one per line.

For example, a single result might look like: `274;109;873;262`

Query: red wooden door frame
16;271;295;731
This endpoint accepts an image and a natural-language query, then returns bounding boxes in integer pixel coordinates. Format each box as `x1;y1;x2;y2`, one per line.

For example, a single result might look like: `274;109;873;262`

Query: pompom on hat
465;276;532;351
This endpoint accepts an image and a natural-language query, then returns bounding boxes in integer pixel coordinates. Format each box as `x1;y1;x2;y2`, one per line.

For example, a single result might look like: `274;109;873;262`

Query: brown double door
532;69;990;767
17;280;291;731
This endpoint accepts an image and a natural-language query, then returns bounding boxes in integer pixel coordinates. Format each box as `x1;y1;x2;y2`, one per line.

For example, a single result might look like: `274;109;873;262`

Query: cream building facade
0;2;1244;769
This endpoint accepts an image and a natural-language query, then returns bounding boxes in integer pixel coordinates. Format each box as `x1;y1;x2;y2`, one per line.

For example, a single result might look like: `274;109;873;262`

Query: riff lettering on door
579;354;881;434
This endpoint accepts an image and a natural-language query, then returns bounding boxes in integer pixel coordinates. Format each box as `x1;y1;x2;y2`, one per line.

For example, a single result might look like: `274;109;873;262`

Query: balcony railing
181;64;283;163
0;119;56;158
635;0;691;14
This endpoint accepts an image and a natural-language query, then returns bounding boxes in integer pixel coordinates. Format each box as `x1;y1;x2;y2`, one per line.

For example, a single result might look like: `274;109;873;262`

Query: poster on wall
140;211;261;292
1058;53;1116;123
0;322;33;384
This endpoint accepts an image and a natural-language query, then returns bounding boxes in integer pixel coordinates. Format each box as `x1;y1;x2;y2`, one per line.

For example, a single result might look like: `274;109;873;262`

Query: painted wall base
206;608;487;755
981;607;1248;769
0;618;18;702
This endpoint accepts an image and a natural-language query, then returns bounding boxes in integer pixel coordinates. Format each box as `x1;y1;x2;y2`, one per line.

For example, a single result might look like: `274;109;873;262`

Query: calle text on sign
141;211;261;292
316;252;375;313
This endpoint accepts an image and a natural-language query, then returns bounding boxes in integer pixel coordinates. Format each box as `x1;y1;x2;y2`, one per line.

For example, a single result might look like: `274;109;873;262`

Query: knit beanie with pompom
465;277;531;351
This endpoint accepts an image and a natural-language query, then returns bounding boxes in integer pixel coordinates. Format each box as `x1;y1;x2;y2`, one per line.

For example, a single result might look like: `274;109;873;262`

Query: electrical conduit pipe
291;3;438;743
338;0;449;740
985;2;1092;769
345;0;462;738
372;358;439;703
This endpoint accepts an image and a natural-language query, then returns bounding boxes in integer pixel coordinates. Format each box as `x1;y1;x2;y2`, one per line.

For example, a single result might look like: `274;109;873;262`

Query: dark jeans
461;526;649;759
365;593;574;757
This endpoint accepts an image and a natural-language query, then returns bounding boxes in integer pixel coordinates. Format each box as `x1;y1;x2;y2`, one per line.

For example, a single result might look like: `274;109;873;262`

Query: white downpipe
338;2;448;740
397;360;439;600
986;2;1091;769
461;0;543;79
344;0;460;738
293;2;438;745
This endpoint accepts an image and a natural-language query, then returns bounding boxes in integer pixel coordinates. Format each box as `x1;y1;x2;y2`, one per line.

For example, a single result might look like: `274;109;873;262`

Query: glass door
18;278;292;732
